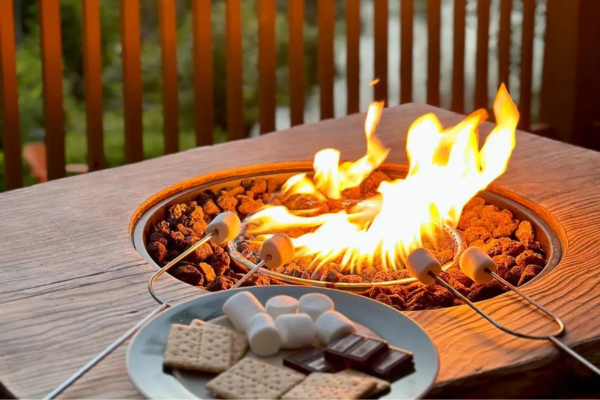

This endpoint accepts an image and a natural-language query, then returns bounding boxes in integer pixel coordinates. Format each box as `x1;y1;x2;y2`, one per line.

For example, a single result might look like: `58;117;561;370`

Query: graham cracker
337;369;391;397
281;372;376;400
206;357;306;399
191;319;248;364
196;323;233;373
163;323;232;374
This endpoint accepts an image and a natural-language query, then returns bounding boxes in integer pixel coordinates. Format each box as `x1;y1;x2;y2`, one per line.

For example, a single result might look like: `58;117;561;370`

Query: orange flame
246;85;519;273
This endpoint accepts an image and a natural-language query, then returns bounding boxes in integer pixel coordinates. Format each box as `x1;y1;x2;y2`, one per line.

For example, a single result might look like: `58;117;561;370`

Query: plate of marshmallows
127;285;439;399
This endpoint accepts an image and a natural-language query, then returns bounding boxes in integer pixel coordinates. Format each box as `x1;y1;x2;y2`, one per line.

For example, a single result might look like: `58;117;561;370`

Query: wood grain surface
0;103;599;399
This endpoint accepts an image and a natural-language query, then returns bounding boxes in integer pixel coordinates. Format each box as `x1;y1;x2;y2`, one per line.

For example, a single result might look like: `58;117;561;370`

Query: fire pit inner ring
132;163;563;299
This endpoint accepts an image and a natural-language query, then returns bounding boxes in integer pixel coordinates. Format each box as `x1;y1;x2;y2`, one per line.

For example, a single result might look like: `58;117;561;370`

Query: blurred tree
0;0;320;190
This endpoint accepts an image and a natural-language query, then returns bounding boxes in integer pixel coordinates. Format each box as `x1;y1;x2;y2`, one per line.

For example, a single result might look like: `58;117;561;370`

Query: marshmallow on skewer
246;313;281;357
266;295;299;320
205;211;242;244
222;291;265;332
299;293;335;321
259;233;295;269
406;247;442;285
315;311;356;345
275;313;315;349
460;247;497;284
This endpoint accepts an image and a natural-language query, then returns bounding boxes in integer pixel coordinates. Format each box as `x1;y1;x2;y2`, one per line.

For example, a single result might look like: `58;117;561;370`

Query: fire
245;85;519;274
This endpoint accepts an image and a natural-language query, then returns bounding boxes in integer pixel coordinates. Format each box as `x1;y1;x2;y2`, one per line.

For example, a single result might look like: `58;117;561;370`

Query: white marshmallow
266;295;299;320
275;313;315;349
406;247;441;285
222;291;265;332
314;311;356;345
299;293;335;321
460;246;496;284
205;211;241;243
246;313;281;357
260;233;295;269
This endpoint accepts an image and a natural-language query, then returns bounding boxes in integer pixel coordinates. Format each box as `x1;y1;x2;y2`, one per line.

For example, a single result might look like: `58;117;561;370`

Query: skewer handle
548;336;600;376
44;304;169;400
44;212;243;398
431;272;600;377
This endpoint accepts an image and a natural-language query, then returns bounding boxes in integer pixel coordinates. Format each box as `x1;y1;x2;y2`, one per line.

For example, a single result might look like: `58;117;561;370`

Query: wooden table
1;104;599;399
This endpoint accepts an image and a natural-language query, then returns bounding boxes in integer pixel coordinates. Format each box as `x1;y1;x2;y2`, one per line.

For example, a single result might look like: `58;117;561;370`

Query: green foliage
0;0;320;191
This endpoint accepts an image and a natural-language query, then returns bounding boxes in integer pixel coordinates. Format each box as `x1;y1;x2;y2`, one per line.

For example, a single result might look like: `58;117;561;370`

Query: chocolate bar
357;347;414;381
325;333;389;367
283;346;345;375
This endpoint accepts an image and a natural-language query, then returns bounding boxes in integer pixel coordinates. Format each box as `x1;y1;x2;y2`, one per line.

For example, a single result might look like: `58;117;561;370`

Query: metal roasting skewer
232;259;268;289
45;212;252;399
418;252;600;377
44;232;215;400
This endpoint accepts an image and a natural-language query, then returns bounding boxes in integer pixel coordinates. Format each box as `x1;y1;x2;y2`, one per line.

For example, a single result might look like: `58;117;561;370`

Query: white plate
127;286;439;399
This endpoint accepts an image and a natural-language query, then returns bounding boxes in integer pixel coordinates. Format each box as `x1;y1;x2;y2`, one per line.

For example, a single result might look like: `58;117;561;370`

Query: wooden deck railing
0;0;598;190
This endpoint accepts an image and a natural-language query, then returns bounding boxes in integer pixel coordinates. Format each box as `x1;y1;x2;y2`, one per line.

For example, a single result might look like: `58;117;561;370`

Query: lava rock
518;264;543;286
206;276;235;291
216;194;239;212
165;249;180;262
507;265;526;286
339;275;363;283
492;254;516;269
515;250;544;267
516;221;535;244
241;274;271;287
148;232;168;247
197;262;216;284
147;241;167;264
211;250;230;276
463;226;492;245
499;237;526;257
172;263;203;286
188;242;213;263
388;294;406;310
375;294;393;307
467;280;507;302
152;220;171;236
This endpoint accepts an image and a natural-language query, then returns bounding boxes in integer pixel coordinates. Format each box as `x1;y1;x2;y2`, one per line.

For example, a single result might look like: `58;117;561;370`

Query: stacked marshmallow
222;291;356;357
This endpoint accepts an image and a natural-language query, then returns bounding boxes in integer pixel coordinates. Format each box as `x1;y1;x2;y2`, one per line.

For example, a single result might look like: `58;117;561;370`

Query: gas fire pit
133;88;561;312
133;164;561;311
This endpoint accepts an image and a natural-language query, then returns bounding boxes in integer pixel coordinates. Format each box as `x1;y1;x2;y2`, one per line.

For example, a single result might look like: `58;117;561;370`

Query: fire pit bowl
131;162;562;297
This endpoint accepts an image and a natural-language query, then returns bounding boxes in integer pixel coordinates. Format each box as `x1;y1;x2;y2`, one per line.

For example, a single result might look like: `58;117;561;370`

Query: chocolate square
358;347;414;381
325;333;389;367
283;346;345;375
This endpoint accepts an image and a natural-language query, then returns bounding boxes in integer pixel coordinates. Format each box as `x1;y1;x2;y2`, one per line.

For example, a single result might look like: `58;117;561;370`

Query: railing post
158;0;180;154
288;0;305;126
539;0;600;148
226;0;244;140
317;0;334;120
192;0;214;146
120;0;143;163
427;0;440;107
82;0;106;171
0;0;23;189
39;0;66;180
400;0;414;104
